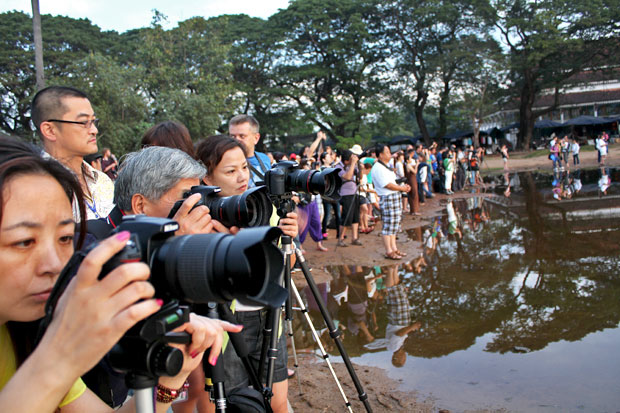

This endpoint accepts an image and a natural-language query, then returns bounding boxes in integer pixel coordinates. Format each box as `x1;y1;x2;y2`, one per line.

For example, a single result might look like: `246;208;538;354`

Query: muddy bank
288;354;434;413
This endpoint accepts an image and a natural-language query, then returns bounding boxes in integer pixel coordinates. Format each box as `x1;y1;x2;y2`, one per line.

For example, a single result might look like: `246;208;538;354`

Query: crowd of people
0;85;495;413
267;139;491;260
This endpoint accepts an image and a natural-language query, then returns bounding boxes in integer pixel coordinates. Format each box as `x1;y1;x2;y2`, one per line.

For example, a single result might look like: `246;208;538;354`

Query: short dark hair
229;114;260;133
341;149;354;162
141;121;195;158
375;143;389;156
31;86;89;137
195;135;248;177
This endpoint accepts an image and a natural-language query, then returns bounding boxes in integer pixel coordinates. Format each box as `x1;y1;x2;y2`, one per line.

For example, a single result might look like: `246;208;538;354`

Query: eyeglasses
46;118;100;129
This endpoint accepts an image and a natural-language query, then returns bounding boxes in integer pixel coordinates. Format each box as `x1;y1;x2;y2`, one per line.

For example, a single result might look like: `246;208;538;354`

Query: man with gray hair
103;146;226;234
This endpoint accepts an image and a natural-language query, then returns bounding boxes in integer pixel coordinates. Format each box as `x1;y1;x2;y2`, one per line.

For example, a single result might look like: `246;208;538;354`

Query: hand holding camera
37;231;160;381
170;193;220;235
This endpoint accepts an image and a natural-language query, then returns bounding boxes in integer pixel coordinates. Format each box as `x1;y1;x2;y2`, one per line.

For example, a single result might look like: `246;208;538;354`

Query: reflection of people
446;200;462;239
383;265;421;367
598;167;611;196
0;137;232;412
342;266;375;343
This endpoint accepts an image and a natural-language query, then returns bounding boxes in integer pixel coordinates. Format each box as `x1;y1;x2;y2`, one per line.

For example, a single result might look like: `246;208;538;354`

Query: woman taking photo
0;136;237;412
196;134;298;413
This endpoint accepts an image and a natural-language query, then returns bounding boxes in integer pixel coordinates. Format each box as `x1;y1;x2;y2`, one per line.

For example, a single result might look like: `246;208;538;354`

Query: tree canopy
1;0;619;153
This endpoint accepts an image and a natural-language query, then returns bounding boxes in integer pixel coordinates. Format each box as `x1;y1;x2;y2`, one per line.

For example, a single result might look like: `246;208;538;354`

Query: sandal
395;250;408;257
384;251;402;260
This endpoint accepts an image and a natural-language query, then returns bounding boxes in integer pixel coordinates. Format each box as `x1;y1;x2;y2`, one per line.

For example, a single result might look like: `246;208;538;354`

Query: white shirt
371;161;399;197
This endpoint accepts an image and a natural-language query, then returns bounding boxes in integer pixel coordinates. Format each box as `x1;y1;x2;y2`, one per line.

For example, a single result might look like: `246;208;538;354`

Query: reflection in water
297;168;620;410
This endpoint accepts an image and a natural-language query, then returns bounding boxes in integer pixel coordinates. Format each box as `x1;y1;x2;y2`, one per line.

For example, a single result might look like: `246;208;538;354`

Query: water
299;167;620;412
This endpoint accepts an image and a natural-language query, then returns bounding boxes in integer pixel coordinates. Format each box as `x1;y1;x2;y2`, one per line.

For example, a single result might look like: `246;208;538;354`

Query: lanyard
86;198;100;219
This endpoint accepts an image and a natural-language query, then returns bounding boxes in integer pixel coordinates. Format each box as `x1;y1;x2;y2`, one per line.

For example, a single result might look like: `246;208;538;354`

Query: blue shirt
247;151;272;187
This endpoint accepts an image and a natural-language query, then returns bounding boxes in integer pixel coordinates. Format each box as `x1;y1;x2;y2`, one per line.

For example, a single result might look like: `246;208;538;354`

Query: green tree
0;11;119;138
269;0;388;143
491;0;620;149
55;53;150;154
136;13;236;140
379;0;495;145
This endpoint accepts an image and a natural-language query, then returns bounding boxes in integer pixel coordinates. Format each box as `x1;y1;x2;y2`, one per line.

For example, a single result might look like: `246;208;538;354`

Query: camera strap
35;250;89;344
249;153;269;183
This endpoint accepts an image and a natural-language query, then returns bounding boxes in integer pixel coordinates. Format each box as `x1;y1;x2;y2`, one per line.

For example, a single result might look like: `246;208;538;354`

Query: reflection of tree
487;258;620;353
333;184;620;360
401;207;520;358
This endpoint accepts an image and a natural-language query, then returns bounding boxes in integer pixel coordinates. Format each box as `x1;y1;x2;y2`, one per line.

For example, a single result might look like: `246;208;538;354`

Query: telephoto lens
168;185;272;228
264;160;342;199
104;215;288;308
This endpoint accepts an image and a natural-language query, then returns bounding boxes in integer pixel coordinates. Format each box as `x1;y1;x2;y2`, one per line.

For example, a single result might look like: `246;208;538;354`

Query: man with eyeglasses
32;86;114;220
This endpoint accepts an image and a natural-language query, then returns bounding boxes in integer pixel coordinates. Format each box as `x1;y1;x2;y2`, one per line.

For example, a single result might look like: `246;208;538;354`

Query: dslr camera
263;160;342;216
168;185;272;228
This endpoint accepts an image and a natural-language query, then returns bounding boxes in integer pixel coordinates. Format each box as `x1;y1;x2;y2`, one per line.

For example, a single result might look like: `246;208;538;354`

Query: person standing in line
571;139;580;166
404;149;420;215
549;137;561;170
100;148;118;180
443;150;455;194
500;144;509;171
335;149;362;247
371;143;411;260
561;136;571;167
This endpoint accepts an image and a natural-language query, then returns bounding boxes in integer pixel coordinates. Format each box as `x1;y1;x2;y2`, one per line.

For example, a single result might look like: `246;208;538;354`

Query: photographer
0;136;235;412
110;146;229;236
196;134;298;413
371;144;411;260
335;149;362;247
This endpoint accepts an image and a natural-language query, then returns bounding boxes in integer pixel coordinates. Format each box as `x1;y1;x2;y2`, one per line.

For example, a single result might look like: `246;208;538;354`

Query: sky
2;0;291;32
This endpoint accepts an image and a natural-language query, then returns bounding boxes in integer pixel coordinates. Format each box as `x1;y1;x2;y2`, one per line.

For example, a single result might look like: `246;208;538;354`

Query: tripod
287;237;373;413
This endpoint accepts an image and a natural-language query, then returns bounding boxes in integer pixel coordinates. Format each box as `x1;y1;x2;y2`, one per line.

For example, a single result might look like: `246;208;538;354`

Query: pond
297;167;620;412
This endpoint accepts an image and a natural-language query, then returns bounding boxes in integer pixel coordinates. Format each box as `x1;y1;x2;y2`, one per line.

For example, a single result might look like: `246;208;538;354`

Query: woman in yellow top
0;136;241;412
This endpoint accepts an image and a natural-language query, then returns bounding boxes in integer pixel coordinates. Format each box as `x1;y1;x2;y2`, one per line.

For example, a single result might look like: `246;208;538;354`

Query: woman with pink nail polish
0;136;241;412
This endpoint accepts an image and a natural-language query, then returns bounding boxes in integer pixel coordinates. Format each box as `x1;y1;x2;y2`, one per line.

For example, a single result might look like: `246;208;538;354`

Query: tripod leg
283;237;302;394
295;247;374;413
204;303;227;413
289;282;354;413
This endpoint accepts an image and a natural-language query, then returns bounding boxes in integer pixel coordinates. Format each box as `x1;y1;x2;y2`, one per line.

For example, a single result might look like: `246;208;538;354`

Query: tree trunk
31;0;45;90
437;83;450;140
415;105;431;146
471;113;480;149
517;70;537;150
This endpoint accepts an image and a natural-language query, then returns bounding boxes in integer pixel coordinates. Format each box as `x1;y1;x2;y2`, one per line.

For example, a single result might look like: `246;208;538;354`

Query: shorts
220;309;288;391
339;194;360;226
380;192;403;235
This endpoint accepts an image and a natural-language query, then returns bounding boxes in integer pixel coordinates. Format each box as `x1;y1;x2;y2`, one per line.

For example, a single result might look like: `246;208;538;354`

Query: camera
168;185;272;228
264;160;341;198
100;214;287;307
263;160;342;216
